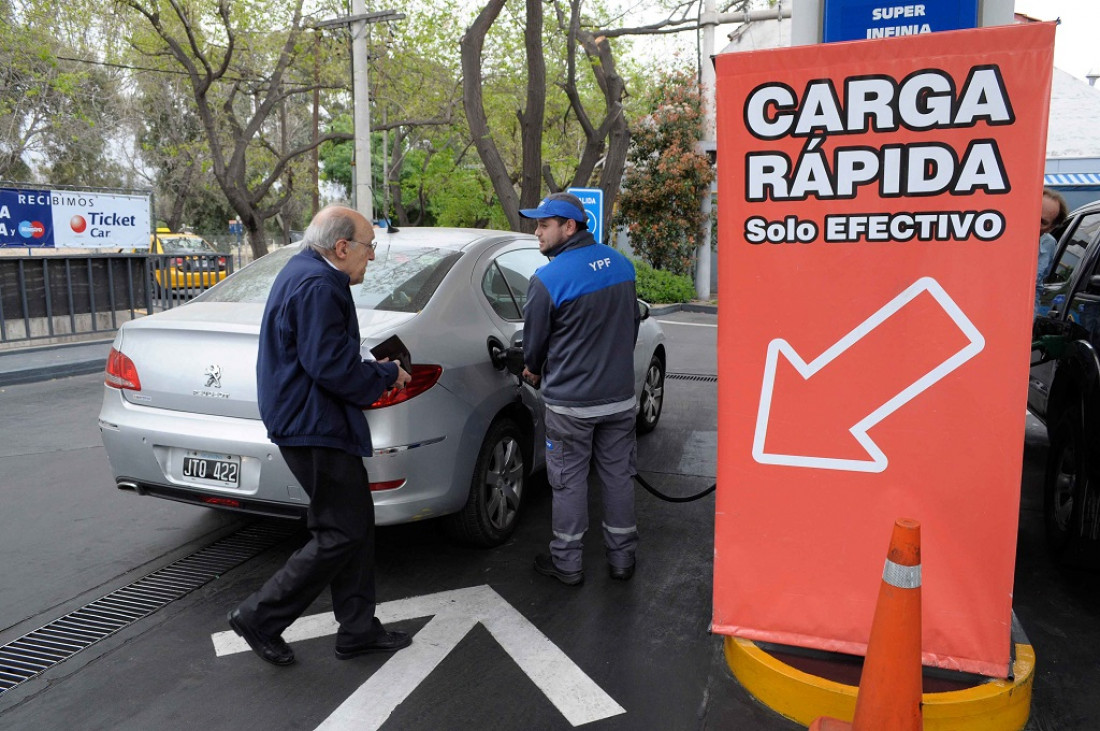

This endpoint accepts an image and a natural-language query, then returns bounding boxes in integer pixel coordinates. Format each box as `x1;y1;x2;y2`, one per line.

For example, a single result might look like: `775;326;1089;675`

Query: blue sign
823;0;978;43
566;187;604;244
0;188;53;247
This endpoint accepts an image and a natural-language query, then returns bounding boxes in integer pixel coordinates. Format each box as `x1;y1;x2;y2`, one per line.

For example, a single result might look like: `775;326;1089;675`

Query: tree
118;0;353;257
616;68;714;275
131;70;219;231
459;0;745;238
0;0;130;185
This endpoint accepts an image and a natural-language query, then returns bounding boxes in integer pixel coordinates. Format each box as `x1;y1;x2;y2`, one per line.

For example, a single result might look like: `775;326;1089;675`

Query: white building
1044;68;1100;209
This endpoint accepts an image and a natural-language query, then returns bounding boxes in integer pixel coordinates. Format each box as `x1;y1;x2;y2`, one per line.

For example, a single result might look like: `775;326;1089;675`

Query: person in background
228;205;412;666
519;192;642;586
1037;187;1069;314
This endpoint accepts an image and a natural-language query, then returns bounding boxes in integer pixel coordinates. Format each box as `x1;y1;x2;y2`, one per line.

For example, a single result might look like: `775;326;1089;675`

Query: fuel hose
634;472;716;503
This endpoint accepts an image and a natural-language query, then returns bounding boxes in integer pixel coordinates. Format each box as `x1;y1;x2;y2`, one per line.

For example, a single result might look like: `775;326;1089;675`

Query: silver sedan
98;228;666;547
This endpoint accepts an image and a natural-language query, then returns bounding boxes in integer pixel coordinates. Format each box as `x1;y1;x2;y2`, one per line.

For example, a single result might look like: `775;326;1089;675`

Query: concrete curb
650;302;718;316
0;359;107;387
0;340;112;388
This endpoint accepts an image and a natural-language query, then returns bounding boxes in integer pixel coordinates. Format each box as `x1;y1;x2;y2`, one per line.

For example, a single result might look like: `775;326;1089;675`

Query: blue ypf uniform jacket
522;230;640;408
257;247;398;457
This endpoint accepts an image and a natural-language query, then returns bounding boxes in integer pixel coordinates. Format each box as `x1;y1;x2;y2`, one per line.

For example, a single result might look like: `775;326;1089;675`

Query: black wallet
370;334;412;373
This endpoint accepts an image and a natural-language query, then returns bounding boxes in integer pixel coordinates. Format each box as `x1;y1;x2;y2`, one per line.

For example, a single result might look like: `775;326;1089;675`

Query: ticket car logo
70;215;87;233
18;220;45;239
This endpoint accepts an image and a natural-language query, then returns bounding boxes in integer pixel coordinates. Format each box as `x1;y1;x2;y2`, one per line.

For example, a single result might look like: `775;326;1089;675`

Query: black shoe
227;609;294;666
609;562;635;581
534;553;584;586
335;630;412;660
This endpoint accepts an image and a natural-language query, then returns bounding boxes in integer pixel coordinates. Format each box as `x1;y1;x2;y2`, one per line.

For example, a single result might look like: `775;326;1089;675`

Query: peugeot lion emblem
203;364;222;388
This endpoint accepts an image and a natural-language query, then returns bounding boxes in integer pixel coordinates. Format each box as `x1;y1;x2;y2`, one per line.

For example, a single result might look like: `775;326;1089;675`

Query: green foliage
633;258;695;304
615;68;714;276
319;115;354;197
4;0;691;245
0;0;130;184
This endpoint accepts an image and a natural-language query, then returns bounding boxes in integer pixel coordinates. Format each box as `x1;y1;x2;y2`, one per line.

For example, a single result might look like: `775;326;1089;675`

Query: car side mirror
637;300;651;321
1087;275;1100;295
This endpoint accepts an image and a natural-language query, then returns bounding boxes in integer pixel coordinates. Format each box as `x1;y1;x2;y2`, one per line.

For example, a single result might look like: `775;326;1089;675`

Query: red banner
713;23;1055;677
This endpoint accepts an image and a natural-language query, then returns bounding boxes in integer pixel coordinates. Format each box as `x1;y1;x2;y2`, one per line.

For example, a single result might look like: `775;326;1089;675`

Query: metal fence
0;253;233;345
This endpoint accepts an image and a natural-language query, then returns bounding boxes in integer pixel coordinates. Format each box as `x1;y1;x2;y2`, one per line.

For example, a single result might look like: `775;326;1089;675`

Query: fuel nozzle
1032;334;1068;359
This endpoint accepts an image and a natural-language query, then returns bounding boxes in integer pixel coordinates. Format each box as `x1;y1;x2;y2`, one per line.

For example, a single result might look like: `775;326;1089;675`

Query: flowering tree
616;69;714;275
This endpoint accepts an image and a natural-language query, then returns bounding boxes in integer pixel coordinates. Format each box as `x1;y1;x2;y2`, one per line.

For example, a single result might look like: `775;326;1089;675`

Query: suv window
1039;212;1100;315
1048;214;1100;285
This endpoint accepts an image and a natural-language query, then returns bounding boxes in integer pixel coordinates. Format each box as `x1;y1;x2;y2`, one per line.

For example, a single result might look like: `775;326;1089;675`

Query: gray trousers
544;408;638;573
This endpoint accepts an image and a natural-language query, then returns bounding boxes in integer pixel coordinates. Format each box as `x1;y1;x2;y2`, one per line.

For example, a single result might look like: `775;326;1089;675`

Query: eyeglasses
346;238;378;251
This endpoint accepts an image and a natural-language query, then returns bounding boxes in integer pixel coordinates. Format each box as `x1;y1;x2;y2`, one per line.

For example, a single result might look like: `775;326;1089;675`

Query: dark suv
1031;198;1100;557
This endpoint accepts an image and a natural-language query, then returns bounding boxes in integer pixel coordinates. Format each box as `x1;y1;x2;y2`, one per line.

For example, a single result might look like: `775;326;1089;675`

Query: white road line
653;319;717;328
213;585;625;729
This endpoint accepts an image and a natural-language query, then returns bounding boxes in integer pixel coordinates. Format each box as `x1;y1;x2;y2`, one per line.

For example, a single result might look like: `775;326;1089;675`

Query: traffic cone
808;518;923;730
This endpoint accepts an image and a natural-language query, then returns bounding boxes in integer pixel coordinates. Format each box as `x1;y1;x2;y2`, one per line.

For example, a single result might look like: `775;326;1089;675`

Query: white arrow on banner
212;585;625;729
752;276;985;473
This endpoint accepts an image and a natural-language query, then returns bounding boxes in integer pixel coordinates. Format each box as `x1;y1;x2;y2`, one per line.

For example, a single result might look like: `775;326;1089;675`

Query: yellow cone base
724;637;1034;731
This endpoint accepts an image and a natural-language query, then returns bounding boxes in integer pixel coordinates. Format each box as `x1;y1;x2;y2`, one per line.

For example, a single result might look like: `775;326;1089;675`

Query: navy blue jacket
257;247;398;456
522;231;639;408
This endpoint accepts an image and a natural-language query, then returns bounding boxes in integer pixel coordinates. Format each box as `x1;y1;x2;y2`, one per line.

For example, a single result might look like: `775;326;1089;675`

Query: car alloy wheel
637;354;665;435
444;418;526;547
1044;406;1089;558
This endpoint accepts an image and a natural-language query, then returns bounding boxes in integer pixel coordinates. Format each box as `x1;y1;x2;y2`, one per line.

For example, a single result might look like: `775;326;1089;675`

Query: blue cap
518;193;586;223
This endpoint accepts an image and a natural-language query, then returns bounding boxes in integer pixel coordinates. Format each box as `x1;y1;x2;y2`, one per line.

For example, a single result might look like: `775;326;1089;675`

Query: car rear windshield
159;235;217;254
193;242;462;313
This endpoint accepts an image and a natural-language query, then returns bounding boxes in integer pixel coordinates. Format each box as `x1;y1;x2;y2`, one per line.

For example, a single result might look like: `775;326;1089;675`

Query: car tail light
202;496;241;508
105;347;141;391
365;364;442;409
369;479;405;492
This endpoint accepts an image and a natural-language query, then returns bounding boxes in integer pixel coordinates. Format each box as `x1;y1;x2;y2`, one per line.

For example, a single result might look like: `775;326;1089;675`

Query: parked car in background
1030;198;1100;558
146;228;229;294
99;228;666;547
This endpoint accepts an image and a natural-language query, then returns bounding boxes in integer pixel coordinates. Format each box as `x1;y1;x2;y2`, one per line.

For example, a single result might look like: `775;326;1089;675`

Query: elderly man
228;205;411;665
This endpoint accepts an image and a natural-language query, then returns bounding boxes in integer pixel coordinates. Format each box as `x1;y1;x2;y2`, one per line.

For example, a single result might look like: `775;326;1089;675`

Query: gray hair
302;206;359;253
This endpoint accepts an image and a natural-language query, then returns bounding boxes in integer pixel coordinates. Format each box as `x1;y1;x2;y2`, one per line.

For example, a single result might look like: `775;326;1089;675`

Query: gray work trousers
544;408;638;573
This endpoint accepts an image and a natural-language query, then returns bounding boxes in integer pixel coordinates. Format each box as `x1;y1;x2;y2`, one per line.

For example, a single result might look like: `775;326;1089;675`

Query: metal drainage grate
0;520;298;696
667;372;717;383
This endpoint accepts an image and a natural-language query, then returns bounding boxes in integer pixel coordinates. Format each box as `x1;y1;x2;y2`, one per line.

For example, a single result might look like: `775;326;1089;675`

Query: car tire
637;353;665;435
443;418;526;548
1044;405;1090;558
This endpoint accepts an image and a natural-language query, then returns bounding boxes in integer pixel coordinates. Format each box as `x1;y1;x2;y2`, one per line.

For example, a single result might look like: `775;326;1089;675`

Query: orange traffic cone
808;518;923;730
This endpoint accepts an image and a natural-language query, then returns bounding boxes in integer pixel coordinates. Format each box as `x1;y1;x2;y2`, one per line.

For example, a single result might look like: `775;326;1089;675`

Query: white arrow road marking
212;585;625;729
752;276;985;473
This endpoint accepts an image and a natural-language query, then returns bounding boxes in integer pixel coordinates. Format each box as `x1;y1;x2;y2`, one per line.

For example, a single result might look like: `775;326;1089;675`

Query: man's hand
391;365;412;391
521;367;540;386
